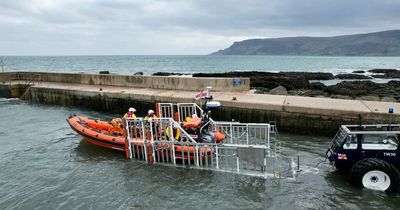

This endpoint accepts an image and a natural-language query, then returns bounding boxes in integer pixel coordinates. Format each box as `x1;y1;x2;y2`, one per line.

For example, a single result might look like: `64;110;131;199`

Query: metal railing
157;102;204;123
157;103;174;119
209;120;271;146
157;103;279;146
177;103;203;123
6;73;42;86
124;117;295;179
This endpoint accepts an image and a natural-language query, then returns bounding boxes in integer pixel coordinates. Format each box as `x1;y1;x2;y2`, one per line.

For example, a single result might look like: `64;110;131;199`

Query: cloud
0;0;399;55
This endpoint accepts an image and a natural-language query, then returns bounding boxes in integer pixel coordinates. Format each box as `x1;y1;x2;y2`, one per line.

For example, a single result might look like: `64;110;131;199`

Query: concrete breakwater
0;71;249;92
1;71;399;135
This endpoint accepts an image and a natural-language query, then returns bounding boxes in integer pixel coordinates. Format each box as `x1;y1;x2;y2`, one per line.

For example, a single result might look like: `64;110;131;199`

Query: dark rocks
193;71;336;90
326;81;382;97
252;75;309;90
152;72;175;76
152;72;188;76
309;82;326;90
254;87;269;94
99;71;110;74
324;80;400;101
302;90;328;97
192;70;400;102
281;72;334;80
269;86;288;95
368;69;398;74
387;80;400;87
193;71;334;80
372;73;400;79
335;74;371;80
352;70;365;74
134;71;143;76
368;69;400;78
384;81;400;96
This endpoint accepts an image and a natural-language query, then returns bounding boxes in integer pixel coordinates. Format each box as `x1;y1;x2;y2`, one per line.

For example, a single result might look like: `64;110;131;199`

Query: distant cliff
212;30;400;56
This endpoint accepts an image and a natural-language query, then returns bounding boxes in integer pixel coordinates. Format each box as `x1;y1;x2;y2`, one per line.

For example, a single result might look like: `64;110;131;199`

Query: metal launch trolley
123;102;296;179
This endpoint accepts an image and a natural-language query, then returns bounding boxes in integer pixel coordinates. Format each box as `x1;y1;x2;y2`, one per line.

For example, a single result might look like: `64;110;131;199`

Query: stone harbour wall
0;72;250;92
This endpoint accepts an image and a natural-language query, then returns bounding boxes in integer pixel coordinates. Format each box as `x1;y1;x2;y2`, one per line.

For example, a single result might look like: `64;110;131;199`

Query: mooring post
297;156;300;172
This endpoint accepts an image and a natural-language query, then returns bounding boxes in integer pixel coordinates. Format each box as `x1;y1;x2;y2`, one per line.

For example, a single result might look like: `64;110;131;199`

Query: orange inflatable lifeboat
67;115;213;160
67;115;127;152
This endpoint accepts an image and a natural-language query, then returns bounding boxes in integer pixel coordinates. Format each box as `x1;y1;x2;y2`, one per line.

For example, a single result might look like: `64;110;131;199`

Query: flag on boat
195;90;208;100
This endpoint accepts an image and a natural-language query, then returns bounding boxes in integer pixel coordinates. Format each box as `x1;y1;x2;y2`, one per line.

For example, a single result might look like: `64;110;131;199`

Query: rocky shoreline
153;69;400;102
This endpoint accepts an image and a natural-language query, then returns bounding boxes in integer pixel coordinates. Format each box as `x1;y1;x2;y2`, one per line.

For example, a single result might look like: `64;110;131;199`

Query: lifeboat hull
67;115;212;160
67;115;126;152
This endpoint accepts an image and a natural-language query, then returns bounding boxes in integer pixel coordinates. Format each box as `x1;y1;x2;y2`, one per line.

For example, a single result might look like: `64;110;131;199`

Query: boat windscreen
331;128;348;151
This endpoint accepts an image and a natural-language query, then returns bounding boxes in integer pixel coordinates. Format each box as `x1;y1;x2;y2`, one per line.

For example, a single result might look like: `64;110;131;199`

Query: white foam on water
298;166;320;175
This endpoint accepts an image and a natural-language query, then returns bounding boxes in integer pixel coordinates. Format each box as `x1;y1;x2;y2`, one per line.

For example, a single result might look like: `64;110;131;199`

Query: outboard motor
197;129;225;144
200;101;221;131
198;131;216;143
196;101;225;143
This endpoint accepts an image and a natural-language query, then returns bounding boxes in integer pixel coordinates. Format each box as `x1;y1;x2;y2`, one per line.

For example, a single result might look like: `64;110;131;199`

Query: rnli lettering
383;152;396;157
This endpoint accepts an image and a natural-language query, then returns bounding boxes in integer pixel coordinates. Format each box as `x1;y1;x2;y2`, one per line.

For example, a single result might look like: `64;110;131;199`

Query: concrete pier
0;71;249;92
1;71;399;135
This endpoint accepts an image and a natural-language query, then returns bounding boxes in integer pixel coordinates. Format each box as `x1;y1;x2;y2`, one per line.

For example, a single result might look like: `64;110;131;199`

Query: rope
314;156;327;168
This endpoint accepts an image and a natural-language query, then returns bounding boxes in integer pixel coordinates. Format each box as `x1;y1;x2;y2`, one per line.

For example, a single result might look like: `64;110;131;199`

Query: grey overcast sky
0;0;399;55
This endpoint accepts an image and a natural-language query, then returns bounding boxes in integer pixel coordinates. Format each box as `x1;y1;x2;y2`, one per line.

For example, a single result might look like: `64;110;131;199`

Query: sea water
0;99;399;209
1;56;400;209
1;55;400;75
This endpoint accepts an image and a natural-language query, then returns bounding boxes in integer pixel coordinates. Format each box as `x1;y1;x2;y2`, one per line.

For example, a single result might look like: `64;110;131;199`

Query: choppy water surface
2;55;400;75
1;99;400;209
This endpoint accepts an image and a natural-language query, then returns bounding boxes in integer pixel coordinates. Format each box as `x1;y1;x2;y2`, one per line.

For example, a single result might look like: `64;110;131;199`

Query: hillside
212;30;400;56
